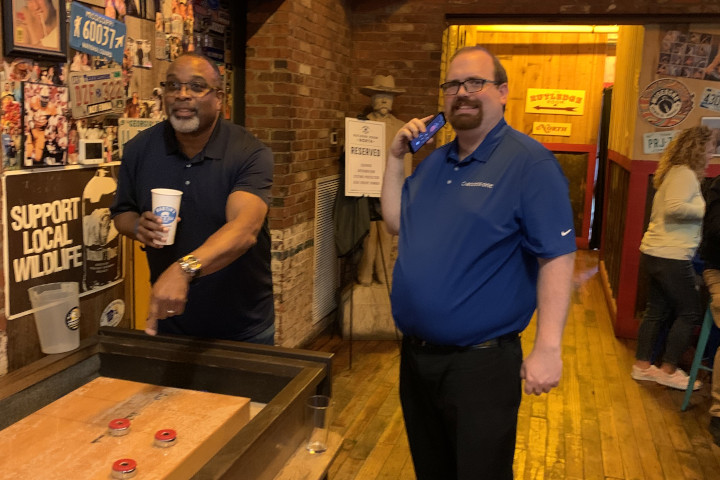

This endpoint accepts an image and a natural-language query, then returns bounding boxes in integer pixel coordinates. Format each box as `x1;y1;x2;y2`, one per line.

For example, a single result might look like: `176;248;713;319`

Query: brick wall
246;0;351;346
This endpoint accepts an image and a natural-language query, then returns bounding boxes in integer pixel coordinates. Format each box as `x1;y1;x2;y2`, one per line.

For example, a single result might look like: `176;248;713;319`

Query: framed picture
22;81;69;168
3;0;67;62
701;117;720;156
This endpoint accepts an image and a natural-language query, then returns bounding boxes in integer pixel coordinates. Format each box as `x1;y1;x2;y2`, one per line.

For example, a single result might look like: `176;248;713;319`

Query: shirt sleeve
110;143;140;218
663;167;704;220
520;156;577;258
231;140;274;205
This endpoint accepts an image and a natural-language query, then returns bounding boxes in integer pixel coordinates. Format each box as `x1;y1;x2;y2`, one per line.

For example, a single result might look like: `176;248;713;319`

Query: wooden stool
681;307;715;411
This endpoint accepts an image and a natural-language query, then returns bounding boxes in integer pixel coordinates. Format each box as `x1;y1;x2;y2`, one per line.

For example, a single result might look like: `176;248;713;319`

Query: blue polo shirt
111;119;274;341
391;118;576;346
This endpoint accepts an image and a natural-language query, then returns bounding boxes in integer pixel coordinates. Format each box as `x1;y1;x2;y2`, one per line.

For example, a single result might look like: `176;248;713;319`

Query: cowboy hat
360;75;405;96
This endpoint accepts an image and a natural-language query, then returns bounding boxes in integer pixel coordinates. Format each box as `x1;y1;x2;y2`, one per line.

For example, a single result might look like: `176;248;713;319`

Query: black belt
404;331;520;353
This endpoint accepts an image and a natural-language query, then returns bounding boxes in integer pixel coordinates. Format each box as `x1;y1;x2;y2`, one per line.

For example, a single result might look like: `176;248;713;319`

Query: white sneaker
631;364;661;381
655;368;702;391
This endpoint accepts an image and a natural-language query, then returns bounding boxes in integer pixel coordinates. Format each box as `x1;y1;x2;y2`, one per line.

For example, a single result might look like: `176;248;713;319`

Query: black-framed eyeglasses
160;81;218;97
440;77;499;95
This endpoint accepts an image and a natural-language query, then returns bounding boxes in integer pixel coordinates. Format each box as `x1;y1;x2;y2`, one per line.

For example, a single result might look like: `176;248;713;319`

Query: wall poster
3;165;123;318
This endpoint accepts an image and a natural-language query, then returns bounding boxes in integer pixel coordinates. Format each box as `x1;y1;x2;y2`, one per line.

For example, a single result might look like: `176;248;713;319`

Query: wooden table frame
0;327;333;480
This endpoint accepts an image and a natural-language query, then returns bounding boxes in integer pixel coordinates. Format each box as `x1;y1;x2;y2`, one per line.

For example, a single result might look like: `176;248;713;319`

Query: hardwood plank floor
306;250;720;479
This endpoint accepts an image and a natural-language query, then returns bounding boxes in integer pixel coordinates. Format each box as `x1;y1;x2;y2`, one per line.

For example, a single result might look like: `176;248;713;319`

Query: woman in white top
631;125;715;390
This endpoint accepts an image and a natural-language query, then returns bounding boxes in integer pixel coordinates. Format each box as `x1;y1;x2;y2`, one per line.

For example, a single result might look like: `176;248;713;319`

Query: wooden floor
306;249;720;479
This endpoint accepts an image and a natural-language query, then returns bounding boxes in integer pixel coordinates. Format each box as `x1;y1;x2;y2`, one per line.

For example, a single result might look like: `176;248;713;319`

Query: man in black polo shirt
110;53;275;344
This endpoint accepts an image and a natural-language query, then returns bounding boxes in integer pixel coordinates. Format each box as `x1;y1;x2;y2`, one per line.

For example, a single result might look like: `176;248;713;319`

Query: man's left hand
520;345;562;395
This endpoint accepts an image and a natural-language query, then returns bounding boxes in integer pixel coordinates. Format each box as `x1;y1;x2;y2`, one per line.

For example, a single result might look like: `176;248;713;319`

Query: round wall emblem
100;299;125;327
638;78;694;128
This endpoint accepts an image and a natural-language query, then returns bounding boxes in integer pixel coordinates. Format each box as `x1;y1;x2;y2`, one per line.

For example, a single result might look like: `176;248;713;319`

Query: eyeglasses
160;81;218;97
440;77;499;95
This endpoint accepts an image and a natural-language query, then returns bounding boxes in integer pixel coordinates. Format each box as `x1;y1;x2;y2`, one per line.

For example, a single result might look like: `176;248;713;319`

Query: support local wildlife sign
525;88;586;116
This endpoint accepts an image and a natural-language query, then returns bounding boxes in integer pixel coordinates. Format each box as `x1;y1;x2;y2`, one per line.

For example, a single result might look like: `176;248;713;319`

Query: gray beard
169;115;200;133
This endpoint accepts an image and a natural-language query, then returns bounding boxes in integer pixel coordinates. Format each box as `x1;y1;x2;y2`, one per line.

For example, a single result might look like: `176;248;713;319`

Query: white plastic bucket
28;282;80;354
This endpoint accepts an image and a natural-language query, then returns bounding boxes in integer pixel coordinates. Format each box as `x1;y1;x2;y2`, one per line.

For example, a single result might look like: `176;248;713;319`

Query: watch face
181;255;201;276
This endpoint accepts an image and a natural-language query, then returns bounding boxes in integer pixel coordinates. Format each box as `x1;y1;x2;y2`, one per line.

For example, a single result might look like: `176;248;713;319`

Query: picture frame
22;81;69;168
3;0;68;62
701;117;720;156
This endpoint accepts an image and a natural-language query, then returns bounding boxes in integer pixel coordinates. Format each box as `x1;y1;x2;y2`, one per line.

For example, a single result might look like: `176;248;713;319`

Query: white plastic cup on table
28;282;81;354
305;395;331;454
151;188;183;245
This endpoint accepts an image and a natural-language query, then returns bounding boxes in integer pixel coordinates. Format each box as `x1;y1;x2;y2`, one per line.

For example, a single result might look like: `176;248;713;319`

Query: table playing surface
0;376;251;479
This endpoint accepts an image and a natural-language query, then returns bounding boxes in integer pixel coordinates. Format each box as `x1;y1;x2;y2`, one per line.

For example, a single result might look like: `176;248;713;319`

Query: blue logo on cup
154;206;178;226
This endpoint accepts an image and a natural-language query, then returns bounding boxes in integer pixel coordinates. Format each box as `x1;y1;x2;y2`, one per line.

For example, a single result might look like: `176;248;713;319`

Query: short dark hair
172;52;223;89
450;46;508;85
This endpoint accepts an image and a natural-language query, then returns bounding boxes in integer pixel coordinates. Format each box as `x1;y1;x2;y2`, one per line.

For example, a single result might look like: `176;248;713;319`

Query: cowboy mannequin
357;75;411;286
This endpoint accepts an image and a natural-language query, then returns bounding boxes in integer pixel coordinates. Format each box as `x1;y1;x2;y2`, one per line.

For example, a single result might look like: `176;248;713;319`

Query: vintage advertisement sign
68;68;125;118
643;131;680;154
532;122;572;137
344;118;385;197
117;118;162;157
525;89;586;116
700;87;720;112
69;2;126;63
3;167;123;318
638;78;694;128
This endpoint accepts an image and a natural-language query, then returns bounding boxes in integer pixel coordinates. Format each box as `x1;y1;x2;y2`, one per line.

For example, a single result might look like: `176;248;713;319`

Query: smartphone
408;112;446;153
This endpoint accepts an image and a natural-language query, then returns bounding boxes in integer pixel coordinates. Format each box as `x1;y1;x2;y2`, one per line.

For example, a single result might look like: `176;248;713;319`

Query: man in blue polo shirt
381;46;576;479
111;53;274;344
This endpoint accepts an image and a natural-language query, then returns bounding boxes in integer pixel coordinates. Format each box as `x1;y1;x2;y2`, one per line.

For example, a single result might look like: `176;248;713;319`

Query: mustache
170;106;197;115
451;99;480;110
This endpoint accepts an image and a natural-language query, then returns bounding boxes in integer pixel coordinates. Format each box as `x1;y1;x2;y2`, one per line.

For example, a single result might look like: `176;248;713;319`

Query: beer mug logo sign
154;206;178;227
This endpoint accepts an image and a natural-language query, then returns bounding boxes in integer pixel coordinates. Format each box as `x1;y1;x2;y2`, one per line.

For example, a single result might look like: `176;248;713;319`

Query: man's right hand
135;211;170;248
389;115;434;159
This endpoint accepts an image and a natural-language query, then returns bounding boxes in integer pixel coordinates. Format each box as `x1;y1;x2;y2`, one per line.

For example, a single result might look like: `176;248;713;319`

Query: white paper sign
117;118;161;157
344;118;385;197
643;131;679;154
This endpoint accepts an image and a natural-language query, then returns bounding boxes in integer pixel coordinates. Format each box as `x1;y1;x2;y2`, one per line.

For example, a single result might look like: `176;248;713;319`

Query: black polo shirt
111;118;274;341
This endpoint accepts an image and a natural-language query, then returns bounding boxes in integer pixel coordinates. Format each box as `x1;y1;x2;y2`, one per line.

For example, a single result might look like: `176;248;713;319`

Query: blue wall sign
69;2;126;64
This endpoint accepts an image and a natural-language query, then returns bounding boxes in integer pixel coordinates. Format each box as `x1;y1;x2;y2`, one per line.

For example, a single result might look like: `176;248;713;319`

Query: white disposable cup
305;395;331;454
151;188;183;245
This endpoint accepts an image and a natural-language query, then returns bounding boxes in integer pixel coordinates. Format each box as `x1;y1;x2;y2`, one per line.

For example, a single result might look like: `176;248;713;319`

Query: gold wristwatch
178;254;202;279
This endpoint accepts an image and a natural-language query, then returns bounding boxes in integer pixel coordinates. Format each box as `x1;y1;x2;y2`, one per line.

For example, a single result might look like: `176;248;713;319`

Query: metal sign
69;2;126;64
643;131;679;154
700;87;720;112
525;88;586;116
69;68;125;118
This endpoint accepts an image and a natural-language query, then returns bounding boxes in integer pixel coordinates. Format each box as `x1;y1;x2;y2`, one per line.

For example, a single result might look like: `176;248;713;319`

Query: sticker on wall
700;87;720;112
638;78;694;128
532;122;572;137
100;299;125;327
643;131;679;154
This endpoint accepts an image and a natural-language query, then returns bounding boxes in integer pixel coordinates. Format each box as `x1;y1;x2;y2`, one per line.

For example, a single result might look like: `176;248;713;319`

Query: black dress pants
400;336;523;480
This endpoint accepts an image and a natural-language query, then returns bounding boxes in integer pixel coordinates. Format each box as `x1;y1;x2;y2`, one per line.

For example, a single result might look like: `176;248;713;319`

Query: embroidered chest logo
460;181;494;189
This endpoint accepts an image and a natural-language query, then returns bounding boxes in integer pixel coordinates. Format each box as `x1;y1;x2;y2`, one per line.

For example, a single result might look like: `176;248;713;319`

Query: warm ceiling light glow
475;25;619;34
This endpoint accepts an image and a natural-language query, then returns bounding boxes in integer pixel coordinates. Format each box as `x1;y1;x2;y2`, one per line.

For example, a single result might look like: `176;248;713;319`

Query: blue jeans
635;253;703;366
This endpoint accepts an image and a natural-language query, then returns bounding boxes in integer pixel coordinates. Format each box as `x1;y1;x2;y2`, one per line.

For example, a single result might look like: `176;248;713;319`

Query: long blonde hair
654;125;714;189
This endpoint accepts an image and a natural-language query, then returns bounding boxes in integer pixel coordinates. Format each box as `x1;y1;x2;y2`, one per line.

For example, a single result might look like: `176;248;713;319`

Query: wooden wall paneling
608;26;645;159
